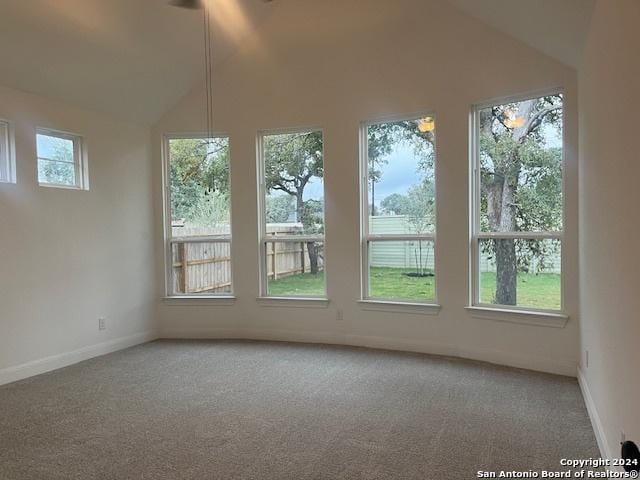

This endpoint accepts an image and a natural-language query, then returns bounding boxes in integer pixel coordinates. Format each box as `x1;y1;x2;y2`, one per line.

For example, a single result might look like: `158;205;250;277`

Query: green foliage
479;95;563;233
380;193;412;215
264;132;323;197
406;180;436;235
263;131;324;234
169;138;230;229
479;95;563;278
367;119;436;216
38;138;76;186
266;194;295;223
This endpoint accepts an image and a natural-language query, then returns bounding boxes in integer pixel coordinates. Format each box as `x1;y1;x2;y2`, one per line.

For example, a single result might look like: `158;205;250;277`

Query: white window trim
469;88;567;318
359;111;439;307
0;119;17;184
162;133;234;299
256;127;328;301
36;127;89;190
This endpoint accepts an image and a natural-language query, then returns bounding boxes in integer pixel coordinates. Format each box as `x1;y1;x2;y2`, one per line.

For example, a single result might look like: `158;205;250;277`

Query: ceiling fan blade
168;0;205;10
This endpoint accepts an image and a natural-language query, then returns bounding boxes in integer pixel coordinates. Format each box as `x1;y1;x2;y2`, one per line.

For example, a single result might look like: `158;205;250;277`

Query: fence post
272;242;278;280
179;242;189;294
300;242;305;274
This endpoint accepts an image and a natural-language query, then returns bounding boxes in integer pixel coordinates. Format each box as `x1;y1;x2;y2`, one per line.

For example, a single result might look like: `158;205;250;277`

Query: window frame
469;89;566;315
36;127;88;190
0;119;16;184
359;112;439;306
256;126;327;300
162;133;234;299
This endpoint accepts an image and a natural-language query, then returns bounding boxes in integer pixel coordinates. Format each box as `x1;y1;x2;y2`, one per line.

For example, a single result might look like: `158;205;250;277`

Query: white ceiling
0;0;595;124
0;0;274;123
446;0;596;69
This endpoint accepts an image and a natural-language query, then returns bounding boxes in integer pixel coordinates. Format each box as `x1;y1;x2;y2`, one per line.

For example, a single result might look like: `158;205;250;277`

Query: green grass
480;271;561;310
369;267;436;301
268;272;326;297
269;267;561;310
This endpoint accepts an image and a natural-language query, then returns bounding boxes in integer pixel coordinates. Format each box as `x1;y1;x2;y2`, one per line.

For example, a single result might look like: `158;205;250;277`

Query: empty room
1;0;639;478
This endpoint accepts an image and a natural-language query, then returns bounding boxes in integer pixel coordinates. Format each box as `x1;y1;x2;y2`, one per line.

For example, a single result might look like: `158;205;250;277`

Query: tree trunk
487;171;518;305
295;191;304;224
295;191;320;275
307;242;319;275
485;99;537;305
494;238;516;305
371;178;376;216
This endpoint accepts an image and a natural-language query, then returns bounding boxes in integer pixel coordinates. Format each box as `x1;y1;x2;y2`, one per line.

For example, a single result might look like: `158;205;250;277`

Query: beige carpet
0;340;599;479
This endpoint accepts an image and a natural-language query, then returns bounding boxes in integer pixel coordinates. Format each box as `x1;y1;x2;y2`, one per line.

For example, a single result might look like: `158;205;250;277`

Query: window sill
358;300;441;316
162;296;236;306
465;306;568;328
38;182;85;191
256;297;330;308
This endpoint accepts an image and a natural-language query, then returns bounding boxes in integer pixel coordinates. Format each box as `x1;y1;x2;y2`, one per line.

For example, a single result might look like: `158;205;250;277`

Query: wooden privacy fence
171;225;324;295
265;240;324;281
172;240;232;295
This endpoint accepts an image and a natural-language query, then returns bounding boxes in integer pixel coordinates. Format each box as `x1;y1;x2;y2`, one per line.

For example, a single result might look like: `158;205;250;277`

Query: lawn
269;267;561;310
479;271;561;310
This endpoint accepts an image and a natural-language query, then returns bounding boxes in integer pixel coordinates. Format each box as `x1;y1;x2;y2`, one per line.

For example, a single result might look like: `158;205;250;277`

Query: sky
370;143;424;207
36;133;73;161
268;119;561;208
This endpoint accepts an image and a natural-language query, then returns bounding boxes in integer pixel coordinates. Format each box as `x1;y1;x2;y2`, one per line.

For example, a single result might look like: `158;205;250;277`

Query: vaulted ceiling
0;0;595;124
447;0;595;69
0;0;275;122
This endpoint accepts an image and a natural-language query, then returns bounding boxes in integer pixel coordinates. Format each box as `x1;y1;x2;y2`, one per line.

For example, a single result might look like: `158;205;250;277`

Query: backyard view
268;269;561;310
167;97;563;309
363;116;438;302
168;136;233;295
477;94;564;310
262;130;326;296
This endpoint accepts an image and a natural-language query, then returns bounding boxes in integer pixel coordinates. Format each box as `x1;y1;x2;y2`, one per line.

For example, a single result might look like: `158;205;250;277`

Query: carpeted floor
0;340;599;479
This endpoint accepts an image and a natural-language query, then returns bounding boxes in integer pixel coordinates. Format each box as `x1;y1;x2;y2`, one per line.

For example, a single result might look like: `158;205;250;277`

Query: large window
361;115;437;303
164;136;232;297
258;130;325;298
0;120;16;184
471;93;564;312
36;128;87;189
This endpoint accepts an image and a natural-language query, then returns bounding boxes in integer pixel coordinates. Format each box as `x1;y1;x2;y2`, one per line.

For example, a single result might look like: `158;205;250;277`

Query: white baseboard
160;327;576;376
577;367;614;462
0;331;158;386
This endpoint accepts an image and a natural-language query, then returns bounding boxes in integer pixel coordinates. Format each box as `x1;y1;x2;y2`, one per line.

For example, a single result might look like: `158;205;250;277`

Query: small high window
36;129;88;189
0;120;16;184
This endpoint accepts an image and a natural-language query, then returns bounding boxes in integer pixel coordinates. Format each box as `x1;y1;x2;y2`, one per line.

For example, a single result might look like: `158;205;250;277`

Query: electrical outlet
621;431;626;443
336;309;344;322
98;317;107;331
585;350;589;368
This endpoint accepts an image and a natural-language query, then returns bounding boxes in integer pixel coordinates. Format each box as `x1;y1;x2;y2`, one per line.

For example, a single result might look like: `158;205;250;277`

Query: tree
380;193;411;215
264;132;324;274
479;95;563;305
169;138;230;230
39;139;76;186
367;126;395;215
367;120;435;216
266;194;295;223
406;180;436;275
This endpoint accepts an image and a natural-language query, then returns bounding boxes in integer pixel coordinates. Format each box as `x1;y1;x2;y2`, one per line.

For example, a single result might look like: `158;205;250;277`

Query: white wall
0;84;157;384
578;0;640;459
153;0;580;375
